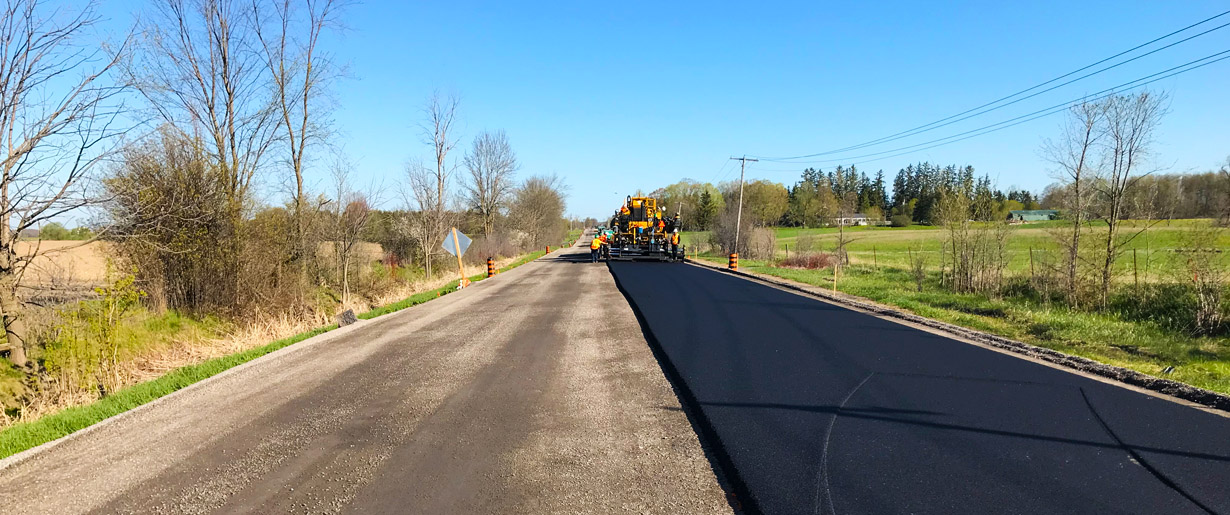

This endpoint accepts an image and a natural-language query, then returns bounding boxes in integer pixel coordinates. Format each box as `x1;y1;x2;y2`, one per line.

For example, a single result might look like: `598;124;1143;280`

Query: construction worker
670;231;681;259
590;234;603;262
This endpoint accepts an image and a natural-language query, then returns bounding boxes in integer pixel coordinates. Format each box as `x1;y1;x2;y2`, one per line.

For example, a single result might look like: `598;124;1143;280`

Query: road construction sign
442;228;471;257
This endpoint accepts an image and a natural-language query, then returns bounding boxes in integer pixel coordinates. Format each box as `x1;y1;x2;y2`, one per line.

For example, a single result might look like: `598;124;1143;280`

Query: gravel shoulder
0;244;728;514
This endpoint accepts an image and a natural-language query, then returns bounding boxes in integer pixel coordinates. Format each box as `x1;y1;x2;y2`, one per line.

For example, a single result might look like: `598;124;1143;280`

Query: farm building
1008;209;1059;222
834;213;874;226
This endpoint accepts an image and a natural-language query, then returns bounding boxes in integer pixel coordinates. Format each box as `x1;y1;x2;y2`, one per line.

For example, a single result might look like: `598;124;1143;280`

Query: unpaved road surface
610;261;1230;515
0;244;729;514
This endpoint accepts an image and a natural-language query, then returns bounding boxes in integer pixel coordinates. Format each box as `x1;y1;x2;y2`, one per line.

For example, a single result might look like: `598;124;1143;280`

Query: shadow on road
689;397;1230;463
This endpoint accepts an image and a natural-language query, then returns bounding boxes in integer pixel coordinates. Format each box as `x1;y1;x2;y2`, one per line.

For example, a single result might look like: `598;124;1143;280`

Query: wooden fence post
1029;246;1035;283
1133;248;1139;289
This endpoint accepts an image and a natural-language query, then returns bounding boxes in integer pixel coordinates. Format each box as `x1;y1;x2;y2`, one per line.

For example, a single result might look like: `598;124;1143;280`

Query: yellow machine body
607;196;683;261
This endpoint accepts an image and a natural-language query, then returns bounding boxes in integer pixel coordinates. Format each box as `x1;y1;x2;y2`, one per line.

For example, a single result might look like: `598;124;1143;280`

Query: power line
745;48;1230;169
758;20;1230;162
753;9;1230;162
709;158;734;184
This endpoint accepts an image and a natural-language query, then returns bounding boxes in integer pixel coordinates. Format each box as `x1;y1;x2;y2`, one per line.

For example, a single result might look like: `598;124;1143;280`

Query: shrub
890;214;912;227
747;227;776;260
795;233;816;252
908;247;928;292
709;209;755;256
43;264;145;396
779;252;837;269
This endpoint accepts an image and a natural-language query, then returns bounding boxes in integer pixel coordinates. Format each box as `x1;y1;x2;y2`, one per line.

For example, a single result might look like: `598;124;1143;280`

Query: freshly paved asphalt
609;261;1230;515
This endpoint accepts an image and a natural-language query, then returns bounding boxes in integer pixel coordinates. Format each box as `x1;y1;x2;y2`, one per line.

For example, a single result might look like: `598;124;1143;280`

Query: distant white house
833;213;877;226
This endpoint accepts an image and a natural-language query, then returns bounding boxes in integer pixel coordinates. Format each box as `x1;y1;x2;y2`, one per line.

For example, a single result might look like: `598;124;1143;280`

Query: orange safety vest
671;233;680;245
590;238;602;250
598;235;608;244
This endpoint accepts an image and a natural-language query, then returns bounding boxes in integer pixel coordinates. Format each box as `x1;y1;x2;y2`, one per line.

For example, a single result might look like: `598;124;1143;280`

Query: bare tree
832;191;858;266
421;91;459;215
408;91;460;276
1044;100;1105;306
330;159;370;306
253;0;342;275
0;0;132;367
1219;156;1230;225
134;0;278;203
404;159;444;276
508;174;566;249
462;130;517;237
1093;91;1167;308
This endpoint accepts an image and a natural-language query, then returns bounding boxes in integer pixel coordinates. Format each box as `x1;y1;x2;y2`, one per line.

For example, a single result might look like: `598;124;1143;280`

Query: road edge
0;252;544;472
686;258;1230;414
605;261;758;515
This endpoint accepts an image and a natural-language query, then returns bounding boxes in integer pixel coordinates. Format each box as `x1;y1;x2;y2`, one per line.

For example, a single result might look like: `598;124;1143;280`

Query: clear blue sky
114;1;1230;220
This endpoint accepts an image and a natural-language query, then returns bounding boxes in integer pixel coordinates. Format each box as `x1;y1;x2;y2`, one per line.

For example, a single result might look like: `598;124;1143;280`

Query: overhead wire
743;48;1230;171
751;9;1230;162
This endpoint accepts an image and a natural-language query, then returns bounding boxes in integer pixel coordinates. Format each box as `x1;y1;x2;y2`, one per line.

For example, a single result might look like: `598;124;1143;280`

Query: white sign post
442;227;472;288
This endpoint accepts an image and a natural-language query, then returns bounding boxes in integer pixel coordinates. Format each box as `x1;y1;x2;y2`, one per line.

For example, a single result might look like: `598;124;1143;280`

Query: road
0;245;728;514
609;261;1230;515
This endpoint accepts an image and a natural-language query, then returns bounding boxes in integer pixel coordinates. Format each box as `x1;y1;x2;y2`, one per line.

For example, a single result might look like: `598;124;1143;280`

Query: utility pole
730;156;758;255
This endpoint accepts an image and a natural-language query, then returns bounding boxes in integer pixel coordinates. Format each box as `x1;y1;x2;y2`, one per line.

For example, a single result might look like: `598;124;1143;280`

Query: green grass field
683;219;1230;282
688;219;1230;398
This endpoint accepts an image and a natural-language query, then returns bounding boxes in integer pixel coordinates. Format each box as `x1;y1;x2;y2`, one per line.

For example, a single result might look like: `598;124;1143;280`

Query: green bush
1111;284;1229;336
43;265;145;395
36;223;93;240
890;214;912;227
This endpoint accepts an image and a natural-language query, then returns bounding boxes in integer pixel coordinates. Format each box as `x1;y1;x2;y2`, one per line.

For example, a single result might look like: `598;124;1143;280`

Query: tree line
0;0;567;381
652;165;1043;232
652;154;1225;233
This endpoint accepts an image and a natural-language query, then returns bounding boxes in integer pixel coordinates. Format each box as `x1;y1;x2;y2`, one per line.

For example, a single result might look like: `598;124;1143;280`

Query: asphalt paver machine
606;196;685;261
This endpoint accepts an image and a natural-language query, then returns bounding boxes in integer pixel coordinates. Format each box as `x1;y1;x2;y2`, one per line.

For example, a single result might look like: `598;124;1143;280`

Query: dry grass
128;313;325;384
368;256;520;307
779;252;838;270
8;310;324;427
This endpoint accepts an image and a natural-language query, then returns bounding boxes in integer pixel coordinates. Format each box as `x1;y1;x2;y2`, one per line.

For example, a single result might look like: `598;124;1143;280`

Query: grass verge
0;248;553;461
359;249;545;319
0;324;333;459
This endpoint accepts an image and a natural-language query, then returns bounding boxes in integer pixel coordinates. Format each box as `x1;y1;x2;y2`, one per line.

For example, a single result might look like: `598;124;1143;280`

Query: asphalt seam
605;259;756;515
1078;387;1216;514
687;258;1230;414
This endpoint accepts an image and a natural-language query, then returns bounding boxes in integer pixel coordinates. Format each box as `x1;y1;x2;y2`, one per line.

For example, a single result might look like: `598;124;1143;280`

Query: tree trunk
295;179;306;305
1067;211;1081;306
1101;219;1118;309
0;249;27;368
342;255;350;305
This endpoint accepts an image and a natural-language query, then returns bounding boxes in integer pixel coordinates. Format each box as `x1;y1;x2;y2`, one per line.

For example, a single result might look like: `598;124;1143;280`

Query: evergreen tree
696;190;717;230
